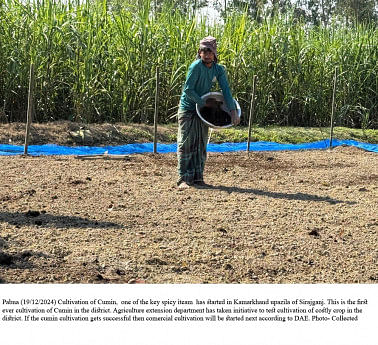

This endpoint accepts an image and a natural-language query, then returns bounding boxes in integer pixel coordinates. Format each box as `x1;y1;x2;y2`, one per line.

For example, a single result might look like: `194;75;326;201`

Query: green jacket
179;59;235;112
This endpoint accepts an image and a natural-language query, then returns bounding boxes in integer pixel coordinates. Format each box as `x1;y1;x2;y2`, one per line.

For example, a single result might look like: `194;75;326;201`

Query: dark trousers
177;109;209;184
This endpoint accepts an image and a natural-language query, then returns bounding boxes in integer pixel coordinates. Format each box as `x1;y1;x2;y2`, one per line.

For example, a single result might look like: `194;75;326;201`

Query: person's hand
230;109;240;126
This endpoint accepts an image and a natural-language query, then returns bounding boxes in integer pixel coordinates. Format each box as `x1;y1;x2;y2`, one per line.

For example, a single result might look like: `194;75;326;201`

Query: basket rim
196;92;241;129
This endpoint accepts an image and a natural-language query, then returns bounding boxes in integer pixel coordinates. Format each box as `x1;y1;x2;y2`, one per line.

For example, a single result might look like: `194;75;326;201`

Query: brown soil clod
308;229;320;237
25;210;40;217
224;263;233;270
217;229;227;235
115;269;125;276
0;252;13;266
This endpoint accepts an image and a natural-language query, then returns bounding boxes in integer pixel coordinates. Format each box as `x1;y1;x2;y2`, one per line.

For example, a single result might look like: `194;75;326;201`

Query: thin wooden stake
24;63;35;155
206;127;214;160
207;128;213;145
329;67;337;150
247;75;257;154
153;66;159;154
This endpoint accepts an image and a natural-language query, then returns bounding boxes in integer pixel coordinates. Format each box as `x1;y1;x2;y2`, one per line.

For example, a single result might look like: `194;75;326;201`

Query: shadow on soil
0;250;37;268
0;250;54;283
0;211;122;229
199;185;356;205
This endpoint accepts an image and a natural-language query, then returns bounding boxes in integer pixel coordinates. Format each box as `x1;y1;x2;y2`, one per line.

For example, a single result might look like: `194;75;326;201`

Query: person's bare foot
177;181;191;190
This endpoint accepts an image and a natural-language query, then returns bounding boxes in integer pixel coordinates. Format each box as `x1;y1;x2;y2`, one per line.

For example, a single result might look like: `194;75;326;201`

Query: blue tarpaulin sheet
0;139;376;156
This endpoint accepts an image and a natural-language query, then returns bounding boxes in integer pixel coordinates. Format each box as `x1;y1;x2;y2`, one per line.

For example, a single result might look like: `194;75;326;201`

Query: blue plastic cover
0;139;376;156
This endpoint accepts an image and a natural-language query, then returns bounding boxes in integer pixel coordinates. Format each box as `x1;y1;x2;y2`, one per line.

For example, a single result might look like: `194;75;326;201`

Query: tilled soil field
0;143;377;284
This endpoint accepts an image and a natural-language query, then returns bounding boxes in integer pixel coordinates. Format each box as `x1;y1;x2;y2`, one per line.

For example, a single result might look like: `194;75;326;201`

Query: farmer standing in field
177;36;240;189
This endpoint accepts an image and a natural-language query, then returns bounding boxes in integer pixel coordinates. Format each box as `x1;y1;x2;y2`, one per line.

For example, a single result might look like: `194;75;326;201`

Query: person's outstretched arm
218;66;240;125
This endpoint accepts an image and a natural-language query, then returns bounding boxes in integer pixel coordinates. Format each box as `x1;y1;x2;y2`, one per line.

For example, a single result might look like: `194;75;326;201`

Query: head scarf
197;36;218;63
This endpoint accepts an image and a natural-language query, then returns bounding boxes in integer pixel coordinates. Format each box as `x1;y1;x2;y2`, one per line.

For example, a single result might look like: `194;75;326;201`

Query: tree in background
335;0;377;24
294;0;377;25
296;0;335;26
213;0;377;25
267;0;295;18
108;0;208;16
213;0;267;21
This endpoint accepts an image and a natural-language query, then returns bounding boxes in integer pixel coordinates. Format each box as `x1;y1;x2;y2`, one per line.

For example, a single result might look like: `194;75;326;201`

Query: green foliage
0;0;377;129
209;126;378;144
153;124;378;144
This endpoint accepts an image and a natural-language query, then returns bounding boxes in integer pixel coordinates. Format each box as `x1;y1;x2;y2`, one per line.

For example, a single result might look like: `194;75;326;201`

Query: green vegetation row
0;0;377;129
123;125;378;145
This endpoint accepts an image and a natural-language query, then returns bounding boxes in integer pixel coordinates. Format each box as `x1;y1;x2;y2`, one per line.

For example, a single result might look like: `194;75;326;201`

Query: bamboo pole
24;63;35;155
207;128;213;145
329;67;337;150
153;66;159;154
247;75;257;154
